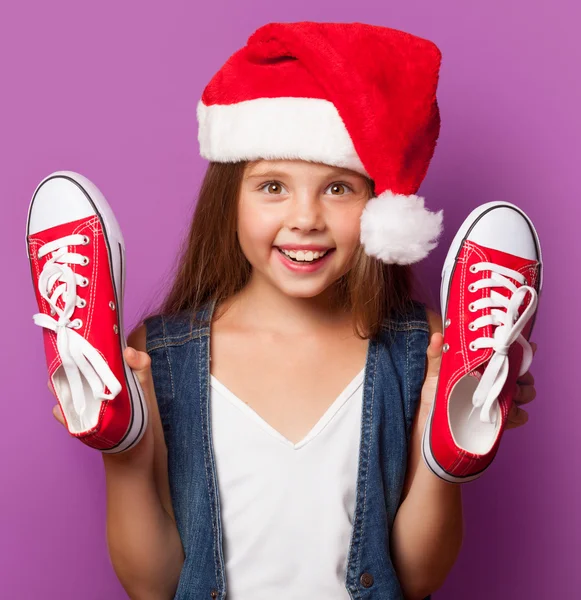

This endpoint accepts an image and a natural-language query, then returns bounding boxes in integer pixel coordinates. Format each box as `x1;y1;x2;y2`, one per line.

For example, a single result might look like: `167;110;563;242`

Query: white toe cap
28;172;96;235
467;205;539;261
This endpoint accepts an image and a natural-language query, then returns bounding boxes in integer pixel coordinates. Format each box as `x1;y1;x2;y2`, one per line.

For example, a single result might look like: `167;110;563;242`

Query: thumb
123;346;154;401
426;332;444;379
52;403;65;426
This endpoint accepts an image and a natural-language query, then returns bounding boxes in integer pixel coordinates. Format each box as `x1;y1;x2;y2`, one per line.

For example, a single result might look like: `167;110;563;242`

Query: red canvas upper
28;214;131;449
431;240;541;476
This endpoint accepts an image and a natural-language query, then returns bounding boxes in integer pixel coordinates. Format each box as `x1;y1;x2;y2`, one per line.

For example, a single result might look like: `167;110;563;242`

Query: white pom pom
360;190;443;264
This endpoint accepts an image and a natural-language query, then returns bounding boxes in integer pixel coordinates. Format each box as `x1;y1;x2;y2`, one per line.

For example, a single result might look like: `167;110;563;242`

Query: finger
506;403;529;429
52;404;65;427
124;346;151;376
47;380;56;398
514;385;536;405
516;370;535;386
123;346;155;409
426;332;444;378
532;342;538;355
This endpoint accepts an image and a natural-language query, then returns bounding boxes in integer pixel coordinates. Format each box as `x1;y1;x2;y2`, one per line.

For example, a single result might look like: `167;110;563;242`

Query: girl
52;21;536;600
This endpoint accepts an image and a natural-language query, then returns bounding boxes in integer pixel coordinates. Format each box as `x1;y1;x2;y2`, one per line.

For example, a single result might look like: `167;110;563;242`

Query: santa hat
197;21;444;264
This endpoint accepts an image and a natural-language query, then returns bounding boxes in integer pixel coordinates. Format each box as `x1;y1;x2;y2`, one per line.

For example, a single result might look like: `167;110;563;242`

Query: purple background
2;1;578;598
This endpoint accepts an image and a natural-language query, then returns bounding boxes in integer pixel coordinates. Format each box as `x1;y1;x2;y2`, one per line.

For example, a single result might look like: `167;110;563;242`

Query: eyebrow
245;167;356;180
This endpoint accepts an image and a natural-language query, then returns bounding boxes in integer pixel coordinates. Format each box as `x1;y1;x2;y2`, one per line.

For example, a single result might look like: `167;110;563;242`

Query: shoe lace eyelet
72;319;83;329
442;343;450;352
469;342;477;351
468;322;476;331
468;284;476;292
82;235;90;245
78;298;87;308
444;318;451;328
81;256;90;266
468;303;476;312
80;277;89;287
469;265;477;273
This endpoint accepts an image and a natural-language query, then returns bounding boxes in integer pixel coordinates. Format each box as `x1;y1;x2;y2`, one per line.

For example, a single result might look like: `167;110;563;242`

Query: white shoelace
464;261;538;425
33;234;121;424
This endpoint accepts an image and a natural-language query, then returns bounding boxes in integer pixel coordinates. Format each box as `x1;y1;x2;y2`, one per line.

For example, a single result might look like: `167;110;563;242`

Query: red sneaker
422;201;542;483
26;171;147;453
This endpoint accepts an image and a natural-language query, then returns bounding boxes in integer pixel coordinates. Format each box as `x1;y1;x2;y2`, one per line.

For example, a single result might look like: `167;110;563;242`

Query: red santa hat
197;21;444;264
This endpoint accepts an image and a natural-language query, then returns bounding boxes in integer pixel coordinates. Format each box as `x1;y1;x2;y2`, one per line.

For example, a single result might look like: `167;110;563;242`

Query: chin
274;279;332;299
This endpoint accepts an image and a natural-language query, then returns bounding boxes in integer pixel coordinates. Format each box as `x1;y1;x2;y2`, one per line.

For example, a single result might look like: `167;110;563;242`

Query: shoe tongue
53;285;67;313
463;241;539;348
470;240;538;271
44;274;69;315
466;240;540;296
29;215;97;245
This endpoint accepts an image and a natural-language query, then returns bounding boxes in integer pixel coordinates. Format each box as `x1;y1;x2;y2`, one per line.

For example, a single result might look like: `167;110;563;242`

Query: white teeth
281;248;329;262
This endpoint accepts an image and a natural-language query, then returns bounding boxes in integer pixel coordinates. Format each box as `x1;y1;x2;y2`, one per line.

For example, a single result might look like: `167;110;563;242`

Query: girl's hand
506;342;538;429
419;334;538;430
419;331;445;412
50;347;156;466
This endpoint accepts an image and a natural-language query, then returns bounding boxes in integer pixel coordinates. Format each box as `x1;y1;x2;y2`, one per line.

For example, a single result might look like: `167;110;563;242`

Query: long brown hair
140;161;419;340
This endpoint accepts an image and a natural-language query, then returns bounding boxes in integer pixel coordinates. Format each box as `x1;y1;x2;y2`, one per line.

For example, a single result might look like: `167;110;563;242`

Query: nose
286;191;325;232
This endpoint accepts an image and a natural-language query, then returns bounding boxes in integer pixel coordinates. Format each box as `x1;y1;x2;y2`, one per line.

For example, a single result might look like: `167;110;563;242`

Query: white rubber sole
27;171;148;454
421;201;543;484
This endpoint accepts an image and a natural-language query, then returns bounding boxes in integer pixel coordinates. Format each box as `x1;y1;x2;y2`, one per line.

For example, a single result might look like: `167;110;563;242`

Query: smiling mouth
275;247;335;263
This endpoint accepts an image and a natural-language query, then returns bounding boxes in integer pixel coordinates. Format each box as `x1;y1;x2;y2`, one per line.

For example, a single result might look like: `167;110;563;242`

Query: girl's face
237;159;371;299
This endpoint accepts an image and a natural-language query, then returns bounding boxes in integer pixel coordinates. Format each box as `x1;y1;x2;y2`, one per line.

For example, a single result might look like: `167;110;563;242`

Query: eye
259;181;287;195
325;182;353;196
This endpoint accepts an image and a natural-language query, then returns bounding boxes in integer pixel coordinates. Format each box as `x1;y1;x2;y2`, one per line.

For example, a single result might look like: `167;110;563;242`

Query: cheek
237;200;280;255
328;205;364;249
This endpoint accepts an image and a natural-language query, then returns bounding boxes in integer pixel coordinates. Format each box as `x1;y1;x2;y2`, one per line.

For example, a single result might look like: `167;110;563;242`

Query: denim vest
144;297;430;600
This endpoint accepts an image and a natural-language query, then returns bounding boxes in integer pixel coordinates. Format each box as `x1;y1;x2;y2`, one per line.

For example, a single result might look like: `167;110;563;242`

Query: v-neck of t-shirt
210;368;365;450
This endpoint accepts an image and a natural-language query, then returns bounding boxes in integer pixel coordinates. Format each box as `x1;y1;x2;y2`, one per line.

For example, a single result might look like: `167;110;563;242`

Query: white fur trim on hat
197;97;369;175
360;190;443;264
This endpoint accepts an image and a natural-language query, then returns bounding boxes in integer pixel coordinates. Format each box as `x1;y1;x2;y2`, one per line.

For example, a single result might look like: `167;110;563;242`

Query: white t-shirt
210;368;365;599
